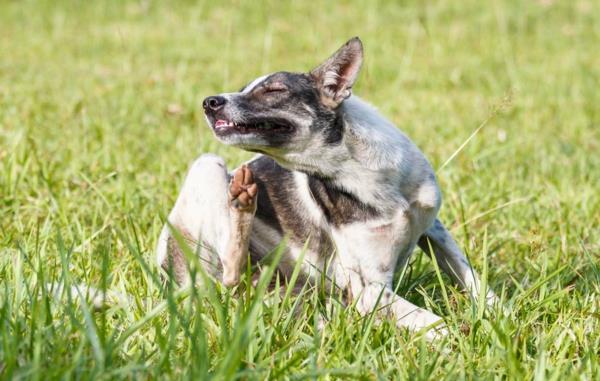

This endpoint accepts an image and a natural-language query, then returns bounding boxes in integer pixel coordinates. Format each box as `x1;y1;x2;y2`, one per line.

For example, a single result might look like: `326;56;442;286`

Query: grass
1;0;599;379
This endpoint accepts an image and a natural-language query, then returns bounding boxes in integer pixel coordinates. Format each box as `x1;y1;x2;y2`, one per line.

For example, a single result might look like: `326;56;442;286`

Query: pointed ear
310;37;363;108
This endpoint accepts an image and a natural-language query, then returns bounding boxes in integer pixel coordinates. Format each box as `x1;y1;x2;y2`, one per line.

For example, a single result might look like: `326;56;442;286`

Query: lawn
1;0;599;379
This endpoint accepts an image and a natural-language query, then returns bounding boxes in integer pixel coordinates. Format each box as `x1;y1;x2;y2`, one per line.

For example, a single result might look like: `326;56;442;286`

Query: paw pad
229;165;258;210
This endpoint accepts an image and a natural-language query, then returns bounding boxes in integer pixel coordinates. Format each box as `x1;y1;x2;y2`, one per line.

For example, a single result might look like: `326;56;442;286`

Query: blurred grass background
0;0;599;379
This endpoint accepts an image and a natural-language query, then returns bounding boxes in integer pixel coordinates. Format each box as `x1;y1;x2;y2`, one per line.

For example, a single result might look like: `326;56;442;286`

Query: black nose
202;96;227;112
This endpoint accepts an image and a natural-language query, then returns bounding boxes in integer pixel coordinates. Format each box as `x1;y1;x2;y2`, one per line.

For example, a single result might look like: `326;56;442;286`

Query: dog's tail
417;219;497;304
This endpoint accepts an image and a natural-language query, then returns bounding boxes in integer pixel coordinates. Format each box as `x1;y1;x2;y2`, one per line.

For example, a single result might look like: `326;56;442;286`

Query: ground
1;0;599;379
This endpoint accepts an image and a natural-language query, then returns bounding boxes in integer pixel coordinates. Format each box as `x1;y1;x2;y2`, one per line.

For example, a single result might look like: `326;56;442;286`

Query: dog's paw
229;165;258;212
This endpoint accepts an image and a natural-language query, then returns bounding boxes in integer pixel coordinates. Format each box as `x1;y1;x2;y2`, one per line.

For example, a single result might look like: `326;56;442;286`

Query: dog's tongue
215;120;228;128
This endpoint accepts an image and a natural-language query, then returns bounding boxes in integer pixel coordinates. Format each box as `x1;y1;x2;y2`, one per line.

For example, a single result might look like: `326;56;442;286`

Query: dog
156;37;495;339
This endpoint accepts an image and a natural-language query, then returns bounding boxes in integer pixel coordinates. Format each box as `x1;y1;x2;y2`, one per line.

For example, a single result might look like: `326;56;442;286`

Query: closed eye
263;84;287;94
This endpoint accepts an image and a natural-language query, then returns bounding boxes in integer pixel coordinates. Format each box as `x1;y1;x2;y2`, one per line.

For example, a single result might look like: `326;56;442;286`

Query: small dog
156;37;495;338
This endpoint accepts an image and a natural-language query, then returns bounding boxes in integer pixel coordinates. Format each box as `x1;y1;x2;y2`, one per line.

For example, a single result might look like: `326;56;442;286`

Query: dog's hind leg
418;219;497;305
156;154;257;286
223;164;257;286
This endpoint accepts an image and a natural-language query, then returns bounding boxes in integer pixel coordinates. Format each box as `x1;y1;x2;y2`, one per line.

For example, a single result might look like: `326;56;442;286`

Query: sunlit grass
1;0;599;379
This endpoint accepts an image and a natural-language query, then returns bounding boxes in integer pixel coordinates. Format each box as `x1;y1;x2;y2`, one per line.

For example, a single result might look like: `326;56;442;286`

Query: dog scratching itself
156;37;497;340
223;165;257;286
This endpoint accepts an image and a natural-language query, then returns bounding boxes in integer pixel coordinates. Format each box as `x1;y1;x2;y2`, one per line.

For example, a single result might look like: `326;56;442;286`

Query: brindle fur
156;37;496;340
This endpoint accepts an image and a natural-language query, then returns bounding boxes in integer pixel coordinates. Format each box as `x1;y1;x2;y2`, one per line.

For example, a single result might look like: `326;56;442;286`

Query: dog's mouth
212;119;294;136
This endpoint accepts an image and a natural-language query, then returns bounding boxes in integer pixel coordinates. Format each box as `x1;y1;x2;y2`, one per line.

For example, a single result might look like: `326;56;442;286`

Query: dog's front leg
335;263;447;340
357;282;447;340
333;222;447;340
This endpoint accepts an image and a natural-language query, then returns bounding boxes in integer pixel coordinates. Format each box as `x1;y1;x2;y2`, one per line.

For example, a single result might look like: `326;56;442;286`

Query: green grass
1;0;599;379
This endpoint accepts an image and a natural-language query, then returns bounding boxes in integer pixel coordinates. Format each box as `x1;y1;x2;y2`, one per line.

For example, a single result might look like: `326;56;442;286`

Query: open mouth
213;119;293;135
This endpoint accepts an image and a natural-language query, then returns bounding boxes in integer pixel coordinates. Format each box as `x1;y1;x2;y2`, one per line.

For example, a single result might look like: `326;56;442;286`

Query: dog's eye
263;84;287;94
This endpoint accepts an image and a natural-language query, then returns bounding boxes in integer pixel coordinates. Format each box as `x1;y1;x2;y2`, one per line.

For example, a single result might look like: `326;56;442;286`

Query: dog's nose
202;96;227;112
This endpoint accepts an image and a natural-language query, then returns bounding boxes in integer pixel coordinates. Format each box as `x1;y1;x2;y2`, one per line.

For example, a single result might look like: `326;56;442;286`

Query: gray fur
159;37;497;339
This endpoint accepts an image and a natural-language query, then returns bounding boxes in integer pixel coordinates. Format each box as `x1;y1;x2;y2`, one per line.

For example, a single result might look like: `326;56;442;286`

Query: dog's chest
248;156;395;256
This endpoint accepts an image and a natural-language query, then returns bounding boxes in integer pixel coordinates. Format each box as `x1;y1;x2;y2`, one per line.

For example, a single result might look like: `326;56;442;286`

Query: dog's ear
310;37;363;108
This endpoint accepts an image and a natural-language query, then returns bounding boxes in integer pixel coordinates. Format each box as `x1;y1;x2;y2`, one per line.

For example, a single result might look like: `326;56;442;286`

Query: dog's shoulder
342;96;426;173
338;97;440;206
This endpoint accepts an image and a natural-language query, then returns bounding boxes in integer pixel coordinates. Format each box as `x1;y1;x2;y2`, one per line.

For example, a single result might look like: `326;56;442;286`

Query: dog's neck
272;96;423;209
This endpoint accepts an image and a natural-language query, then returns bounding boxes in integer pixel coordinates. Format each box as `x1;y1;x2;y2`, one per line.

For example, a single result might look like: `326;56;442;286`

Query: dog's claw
237;192;250;206
242;165;253;184
247;183;258;198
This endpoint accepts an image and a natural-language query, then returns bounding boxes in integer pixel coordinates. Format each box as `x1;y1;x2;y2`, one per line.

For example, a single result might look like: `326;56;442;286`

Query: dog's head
202;37;363;161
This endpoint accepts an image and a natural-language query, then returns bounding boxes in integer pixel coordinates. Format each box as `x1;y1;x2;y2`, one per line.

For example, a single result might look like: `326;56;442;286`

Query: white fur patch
156;225;170;268
293;171;327;227
415;182;441;209
167;154;231;254
241;74;271;94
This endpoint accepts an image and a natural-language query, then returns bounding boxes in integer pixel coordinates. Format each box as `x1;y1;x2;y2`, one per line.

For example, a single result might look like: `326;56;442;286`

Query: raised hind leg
156;154;257;286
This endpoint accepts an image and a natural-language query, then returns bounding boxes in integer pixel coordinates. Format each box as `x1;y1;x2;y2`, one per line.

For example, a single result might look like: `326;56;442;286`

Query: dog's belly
248;216;332;280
